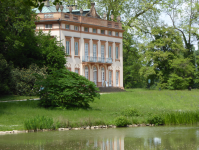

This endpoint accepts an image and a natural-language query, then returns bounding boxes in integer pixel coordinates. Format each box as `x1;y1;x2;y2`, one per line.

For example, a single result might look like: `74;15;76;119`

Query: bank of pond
5;110;198;132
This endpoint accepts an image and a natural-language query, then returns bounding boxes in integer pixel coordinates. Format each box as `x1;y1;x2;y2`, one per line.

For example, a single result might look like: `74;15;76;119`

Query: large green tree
0;0;66;71
123;32;145;88
139;27;195;89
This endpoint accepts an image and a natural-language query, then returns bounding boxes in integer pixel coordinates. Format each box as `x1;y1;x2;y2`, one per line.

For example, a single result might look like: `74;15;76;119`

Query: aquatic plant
24;115;53;130
164;111;199;125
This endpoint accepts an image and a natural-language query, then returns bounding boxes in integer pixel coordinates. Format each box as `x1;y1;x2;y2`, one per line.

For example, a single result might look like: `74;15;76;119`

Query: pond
0;125;199;150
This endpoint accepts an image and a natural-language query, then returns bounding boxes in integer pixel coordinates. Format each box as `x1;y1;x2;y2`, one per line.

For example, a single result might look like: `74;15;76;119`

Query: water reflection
93;137;124;150
0;126;199;150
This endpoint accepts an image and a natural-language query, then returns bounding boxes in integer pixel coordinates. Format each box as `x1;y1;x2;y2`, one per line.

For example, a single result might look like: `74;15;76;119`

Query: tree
34;31;66;73
0;0;66;71
35;69;100;109
139;27;195;89
123;32;145;88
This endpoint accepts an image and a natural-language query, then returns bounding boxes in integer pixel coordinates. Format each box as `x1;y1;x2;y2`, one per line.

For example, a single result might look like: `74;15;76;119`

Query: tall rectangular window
109;46;111;58
75;42;78;55
101;30;105;34
115;32;119;36
66;24;70;29
66;41;70;55
109;31;112;36
75;69;79;74
116;47;119;59
116;71;119;87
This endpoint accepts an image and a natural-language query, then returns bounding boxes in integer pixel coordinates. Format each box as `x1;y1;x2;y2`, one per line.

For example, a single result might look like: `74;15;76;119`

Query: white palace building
34;1;124;89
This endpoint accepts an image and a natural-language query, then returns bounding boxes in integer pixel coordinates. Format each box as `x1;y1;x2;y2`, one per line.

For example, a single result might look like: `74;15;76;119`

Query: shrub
121;108;139;116
35;69;100;109
11;64;47;96
148;115;164;126
24;115;53;130
114;116;130;127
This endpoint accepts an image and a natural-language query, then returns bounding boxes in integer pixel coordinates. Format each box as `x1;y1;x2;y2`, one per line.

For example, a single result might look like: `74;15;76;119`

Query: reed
164;111;199;125
24;115;54;130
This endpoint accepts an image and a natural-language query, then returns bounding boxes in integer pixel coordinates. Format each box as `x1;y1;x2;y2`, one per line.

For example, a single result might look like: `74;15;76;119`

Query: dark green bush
12;64;47;96
148;115;164;126
0;54;14;95
121;108;139;116
114;116;130;127
35;69;100;109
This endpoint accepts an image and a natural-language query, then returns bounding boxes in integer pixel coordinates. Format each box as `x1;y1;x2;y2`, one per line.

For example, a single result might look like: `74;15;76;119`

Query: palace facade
34;1;124;88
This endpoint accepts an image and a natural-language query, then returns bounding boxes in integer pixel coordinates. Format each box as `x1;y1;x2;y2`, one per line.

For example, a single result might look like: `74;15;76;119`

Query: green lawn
0;95;39;101
0;89;199;131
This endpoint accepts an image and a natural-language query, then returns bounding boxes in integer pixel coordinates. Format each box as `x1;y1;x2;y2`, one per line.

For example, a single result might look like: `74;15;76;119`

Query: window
85;66;89;79
93;28;97;33
75;26;78;31
93;44;97;62
66;24;70;29
115;32;119;36
45;24;52;29
101;30;105;34
75;69;79;74
85;27;88;32
75;42;78;55
116;47;119;59
109;46;112;58
109;31;112;36
116;71;119;87
66;41;70;55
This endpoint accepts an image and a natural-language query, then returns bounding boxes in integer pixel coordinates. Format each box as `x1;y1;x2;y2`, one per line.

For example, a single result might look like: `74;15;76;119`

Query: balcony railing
82;56;112;63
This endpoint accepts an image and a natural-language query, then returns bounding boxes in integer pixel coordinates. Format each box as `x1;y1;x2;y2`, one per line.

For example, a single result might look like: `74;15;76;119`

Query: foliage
121;107;139;117
0;0;66;72
148;115;164;126
35;69;100;109
12;64;47;96
24;115;54;130
139;27;195;89
123;32;145;88
114;116;130;127
0;54;14;95
0;0;37;68
34;31;66;73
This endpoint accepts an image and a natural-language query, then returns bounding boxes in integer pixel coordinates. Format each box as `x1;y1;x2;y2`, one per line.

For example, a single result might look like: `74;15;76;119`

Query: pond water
0;126;199;150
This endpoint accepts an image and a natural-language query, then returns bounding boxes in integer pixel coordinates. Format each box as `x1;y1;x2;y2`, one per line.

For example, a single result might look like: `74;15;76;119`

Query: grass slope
0;89;199;131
